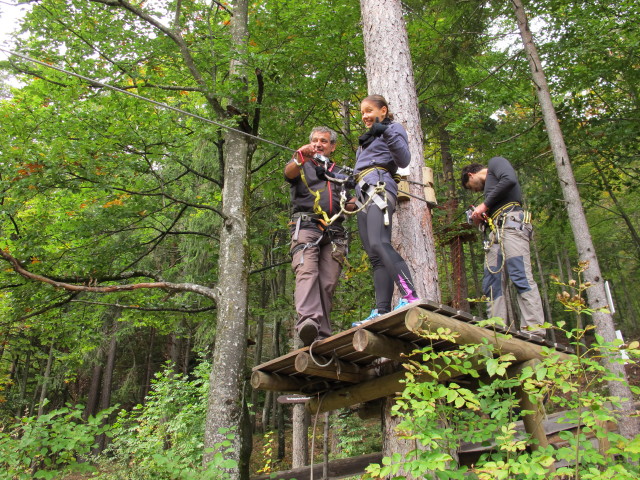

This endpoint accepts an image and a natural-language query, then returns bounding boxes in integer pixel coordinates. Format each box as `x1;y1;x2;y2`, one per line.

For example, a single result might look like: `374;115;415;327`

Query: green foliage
331;414;382;459
363;320;640;480
96;359;236;480
0;403;117;479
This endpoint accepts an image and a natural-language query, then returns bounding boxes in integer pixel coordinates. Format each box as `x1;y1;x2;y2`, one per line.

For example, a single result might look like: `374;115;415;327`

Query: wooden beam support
510;360;550;450
352;329;417;361
307;354;483;414
294;351;368;383
250;370;304;392
307;370;406;414
405;307;569;362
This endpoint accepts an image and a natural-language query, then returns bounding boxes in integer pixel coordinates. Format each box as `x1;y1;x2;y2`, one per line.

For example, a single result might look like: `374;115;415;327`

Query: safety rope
484;219;507;275
1;48;296;153
309;392;328;480
308;342;337;368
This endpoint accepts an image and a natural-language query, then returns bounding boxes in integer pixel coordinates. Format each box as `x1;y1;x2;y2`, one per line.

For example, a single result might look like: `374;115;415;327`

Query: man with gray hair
284;127;349;347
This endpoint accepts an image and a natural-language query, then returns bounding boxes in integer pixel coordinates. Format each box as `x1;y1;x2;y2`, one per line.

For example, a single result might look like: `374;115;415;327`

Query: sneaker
352;309;379;327
394;298;410;310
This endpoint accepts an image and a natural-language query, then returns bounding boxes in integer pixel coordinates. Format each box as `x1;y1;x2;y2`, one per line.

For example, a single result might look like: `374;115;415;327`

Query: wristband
293;151;305;167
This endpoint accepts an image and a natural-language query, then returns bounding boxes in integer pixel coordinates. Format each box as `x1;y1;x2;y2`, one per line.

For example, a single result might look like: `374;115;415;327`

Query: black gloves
369;118;389;137
315;165;335;181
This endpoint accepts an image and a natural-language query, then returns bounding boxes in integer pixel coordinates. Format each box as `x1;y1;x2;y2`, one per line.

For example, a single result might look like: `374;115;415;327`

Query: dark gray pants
483;215;545;334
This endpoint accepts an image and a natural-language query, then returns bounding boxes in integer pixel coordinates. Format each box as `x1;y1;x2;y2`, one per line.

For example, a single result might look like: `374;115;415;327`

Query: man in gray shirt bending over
461;156;546;340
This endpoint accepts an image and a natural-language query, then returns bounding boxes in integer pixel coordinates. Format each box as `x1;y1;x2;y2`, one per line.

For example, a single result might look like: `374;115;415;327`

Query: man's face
465;172;485;192
310;132;335;157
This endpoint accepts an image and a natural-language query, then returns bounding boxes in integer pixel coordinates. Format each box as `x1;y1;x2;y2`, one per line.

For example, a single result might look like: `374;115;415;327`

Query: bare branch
0;249;218;301
71;299;216;313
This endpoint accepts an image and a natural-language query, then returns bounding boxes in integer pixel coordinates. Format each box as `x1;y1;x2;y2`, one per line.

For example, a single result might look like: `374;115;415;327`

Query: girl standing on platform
352;95;419;326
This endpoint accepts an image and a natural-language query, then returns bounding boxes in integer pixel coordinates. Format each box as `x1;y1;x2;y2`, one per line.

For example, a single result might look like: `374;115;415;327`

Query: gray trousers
291;227;346;339
483;215;545;334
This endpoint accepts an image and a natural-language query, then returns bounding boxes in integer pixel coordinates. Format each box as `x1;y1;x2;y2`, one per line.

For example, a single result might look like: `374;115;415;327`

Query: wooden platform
252;301;572;413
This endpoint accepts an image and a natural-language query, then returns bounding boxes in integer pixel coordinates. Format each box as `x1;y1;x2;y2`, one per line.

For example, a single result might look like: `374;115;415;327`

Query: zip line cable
1;48;434;205
0;48;296;153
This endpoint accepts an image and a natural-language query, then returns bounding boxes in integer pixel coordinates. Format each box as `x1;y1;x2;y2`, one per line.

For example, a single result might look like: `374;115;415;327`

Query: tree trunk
360;0;440;303
251;245;270;431
203;3;252;477
440;125;470;310
292;404;310;468
141;327;156;402
95;314;119;452
360;1;440;474
592;157;640;261
37;339;55;417
511;0;640;439
16;349;31;417
532;235;556;343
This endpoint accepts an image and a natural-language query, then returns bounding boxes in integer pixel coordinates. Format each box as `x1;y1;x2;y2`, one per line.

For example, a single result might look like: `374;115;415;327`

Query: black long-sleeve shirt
483;156;522;216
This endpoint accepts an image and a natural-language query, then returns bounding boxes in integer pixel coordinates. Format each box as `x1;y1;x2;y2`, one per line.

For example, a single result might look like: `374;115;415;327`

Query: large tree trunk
203;3;252;477
360;0;440;303
511;0;640;439
360;1;440;476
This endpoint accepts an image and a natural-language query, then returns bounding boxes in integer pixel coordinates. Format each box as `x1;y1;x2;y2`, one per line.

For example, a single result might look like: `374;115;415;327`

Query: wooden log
405;307;569;362
422;167;437;205
250;371;304;392
250;452;383;480
306;353;484;414
294;351;368;383
352;329;417;361
397;178;410;202
510;360;551;453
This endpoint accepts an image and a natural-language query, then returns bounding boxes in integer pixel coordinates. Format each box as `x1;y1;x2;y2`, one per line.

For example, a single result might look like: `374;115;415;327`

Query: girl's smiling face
360;100;388;128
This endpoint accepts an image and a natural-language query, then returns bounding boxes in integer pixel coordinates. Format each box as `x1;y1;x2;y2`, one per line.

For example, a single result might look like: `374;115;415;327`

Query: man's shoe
352;309;380;327
520;329;546;344
298;322;319;347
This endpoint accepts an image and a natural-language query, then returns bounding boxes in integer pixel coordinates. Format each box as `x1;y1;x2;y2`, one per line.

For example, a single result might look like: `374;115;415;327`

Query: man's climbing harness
470;202;532;274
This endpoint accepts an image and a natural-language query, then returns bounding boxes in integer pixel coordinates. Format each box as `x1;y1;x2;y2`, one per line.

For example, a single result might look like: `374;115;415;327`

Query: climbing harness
482;203;532;275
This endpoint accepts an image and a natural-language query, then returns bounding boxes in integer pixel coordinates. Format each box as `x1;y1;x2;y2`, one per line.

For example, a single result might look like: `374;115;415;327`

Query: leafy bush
363;321;640;480
95;360;236;480
0;403;116;480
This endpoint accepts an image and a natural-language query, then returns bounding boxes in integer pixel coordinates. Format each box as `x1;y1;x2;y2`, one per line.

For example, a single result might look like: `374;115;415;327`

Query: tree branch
71;299;216;313
0;249;218;301
89;0;226;116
